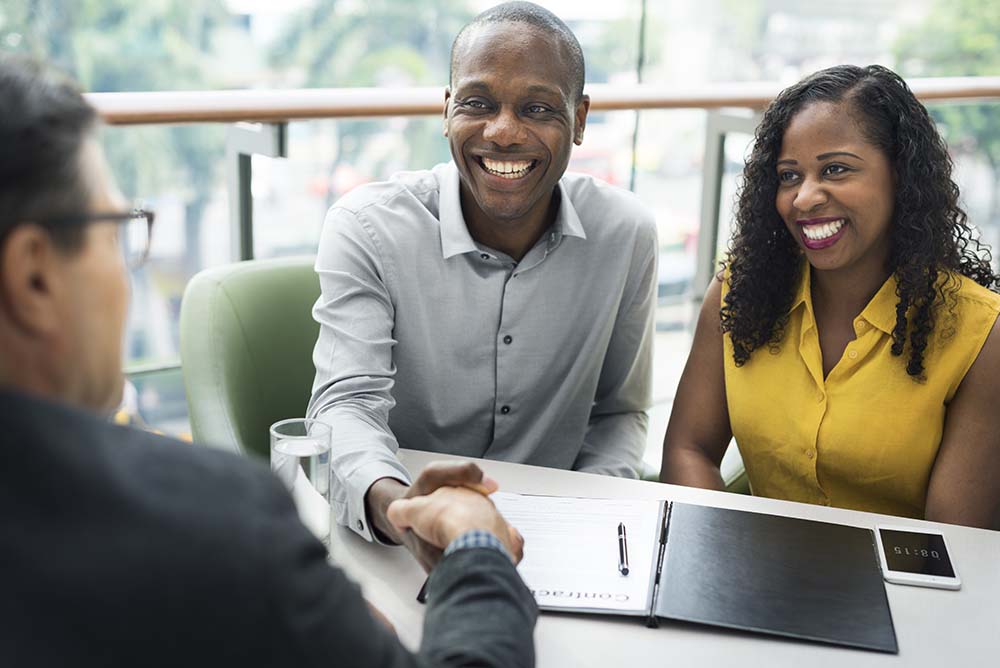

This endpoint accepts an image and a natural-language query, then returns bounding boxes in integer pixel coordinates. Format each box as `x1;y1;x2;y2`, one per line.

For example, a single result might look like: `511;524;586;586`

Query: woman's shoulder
948;272;1000;315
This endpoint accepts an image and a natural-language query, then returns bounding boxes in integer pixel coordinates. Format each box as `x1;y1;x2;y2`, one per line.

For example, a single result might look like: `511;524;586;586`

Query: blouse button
848;349;858;360
806;449;815;459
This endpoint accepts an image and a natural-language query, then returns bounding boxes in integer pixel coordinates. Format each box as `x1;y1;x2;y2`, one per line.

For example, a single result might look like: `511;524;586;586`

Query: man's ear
0;225;66;337
573;94;591;145
442;88;452;138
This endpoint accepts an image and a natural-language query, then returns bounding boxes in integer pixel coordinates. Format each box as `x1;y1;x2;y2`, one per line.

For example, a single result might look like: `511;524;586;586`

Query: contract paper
492;492;662;614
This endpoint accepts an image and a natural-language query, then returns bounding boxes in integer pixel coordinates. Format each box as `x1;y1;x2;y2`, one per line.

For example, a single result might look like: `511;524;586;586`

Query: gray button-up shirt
308;162;657;541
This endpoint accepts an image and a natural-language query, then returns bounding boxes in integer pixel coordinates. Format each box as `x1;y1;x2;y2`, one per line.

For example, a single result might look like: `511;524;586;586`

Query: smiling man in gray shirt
307;1;657;566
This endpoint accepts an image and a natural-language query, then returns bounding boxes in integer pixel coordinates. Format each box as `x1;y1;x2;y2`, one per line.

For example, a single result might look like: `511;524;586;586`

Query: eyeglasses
45;208;155;270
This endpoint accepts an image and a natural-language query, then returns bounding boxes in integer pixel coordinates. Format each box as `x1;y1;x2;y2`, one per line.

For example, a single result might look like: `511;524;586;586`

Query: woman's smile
798;216;848;249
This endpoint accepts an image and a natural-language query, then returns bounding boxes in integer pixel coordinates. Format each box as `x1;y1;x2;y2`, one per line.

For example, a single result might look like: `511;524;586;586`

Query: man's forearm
575;411;648;477
365;477;410;544
421;548;537;668
307;406;411;541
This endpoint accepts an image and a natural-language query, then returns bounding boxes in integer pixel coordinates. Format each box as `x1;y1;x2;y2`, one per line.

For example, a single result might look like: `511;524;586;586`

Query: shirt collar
859;273;899;335
437;161;587;259
438;162;478;259
792;262;898;335
552;181;588;241
790;261;812;312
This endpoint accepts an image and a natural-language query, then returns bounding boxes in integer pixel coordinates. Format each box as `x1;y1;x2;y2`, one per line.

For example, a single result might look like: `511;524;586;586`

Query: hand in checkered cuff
444;528;513;562
387;485;525;566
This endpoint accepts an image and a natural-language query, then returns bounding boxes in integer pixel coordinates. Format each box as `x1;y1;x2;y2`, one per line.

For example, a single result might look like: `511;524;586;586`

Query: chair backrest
179;256;320;459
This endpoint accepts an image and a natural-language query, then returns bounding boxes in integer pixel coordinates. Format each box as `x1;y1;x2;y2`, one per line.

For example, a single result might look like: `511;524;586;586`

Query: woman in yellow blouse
660;64;1000;529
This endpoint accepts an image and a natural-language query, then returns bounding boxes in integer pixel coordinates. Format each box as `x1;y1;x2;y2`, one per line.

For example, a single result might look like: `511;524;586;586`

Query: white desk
327;449;1000;666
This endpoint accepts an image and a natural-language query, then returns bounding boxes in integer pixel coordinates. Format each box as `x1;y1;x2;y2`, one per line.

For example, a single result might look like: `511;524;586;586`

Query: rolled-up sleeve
574;217;658;478
307;206;411;542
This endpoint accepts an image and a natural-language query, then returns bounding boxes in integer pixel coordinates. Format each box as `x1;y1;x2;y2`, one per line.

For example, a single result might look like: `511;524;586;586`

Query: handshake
381;461;525;571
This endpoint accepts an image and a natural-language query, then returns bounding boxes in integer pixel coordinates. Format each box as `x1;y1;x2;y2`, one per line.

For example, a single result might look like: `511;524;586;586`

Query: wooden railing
87;78;1000;126
109;76;1000;381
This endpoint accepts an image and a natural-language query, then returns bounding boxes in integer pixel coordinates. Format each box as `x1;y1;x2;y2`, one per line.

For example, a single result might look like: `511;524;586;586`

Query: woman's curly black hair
722;64;999;378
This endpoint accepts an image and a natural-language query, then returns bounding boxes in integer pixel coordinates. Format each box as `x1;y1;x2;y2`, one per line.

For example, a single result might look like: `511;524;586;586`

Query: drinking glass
270;418;332;542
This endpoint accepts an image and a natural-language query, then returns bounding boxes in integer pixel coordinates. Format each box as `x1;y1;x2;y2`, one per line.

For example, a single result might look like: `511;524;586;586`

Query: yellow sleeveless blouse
722;266;1000;518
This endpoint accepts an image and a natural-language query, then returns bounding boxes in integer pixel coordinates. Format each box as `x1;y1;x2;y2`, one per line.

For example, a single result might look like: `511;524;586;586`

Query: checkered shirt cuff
443;529;512;561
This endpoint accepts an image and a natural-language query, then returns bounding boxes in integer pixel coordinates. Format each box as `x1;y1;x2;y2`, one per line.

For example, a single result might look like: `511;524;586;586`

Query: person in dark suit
0;54;536;667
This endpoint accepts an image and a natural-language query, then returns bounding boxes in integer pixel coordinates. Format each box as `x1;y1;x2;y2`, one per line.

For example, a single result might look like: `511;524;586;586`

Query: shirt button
816;391;825;402
806;449;815;459
856;321;866;330
356;519;364;531
848;349;858;359
503;335;513;344
500;405;511;415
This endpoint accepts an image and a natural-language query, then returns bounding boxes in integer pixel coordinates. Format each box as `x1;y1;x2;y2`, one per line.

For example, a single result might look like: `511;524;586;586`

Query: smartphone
874;525;961;590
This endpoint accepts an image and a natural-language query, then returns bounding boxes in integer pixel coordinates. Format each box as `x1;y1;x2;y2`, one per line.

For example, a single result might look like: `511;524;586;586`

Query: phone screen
878;529;955;577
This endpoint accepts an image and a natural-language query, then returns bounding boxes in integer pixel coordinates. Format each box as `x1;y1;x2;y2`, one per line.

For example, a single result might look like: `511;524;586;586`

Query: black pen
617;522;629;576
416;577;429;604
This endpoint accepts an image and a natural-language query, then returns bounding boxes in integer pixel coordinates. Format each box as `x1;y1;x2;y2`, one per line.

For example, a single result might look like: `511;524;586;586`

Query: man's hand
387;486;524;566
364;461;502;570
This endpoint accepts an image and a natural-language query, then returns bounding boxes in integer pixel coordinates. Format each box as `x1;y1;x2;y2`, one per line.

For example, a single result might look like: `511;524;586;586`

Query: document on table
492;492;662;614
492;492;898;653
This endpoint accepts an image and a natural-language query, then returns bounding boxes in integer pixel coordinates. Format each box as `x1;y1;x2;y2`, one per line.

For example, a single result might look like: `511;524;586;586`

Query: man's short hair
449;1;586;102
0;55;98;251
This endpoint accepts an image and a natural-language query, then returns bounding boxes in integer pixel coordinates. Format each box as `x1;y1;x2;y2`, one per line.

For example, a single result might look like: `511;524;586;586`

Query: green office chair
179;256;320;459
723;462;751;495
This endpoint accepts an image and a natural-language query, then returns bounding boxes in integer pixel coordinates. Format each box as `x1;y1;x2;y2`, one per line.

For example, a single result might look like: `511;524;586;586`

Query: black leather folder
652;503;897;653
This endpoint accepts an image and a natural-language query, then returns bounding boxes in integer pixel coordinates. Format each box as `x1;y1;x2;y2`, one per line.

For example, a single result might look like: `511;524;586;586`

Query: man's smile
472;154;541;185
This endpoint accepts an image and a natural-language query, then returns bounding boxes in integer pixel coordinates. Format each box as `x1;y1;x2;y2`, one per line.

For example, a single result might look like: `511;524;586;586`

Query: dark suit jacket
0;389;536;667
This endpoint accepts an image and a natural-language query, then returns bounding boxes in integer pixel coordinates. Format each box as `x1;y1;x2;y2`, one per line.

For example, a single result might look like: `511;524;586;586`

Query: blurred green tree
272;0;475;187
896;0;1000;223
0;0;230;275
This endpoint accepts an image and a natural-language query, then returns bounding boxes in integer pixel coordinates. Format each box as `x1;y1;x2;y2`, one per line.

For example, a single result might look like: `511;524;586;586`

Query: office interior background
3;0;997;475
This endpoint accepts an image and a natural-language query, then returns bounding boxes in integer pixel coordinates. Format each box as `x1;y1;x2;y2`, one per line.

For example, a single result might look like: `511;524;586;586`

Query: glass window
4;0;997;468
